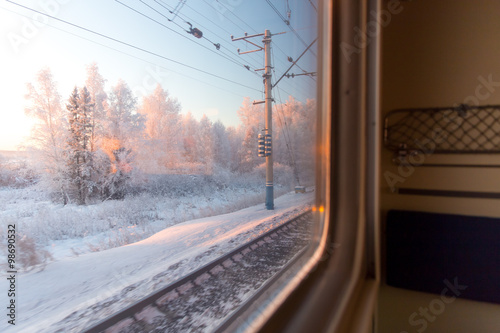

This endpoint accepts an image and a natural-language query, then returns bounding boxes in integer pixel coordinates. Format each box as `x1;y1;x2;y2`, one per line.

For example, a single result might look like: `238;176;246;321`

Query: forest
0;63;315;269
8;63;316;205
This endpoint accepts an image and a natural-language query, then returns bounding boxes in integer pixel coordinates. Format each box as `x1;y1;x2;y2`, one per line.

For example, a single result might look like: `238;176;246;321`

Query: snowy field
0;164;299;266
0;190;313;333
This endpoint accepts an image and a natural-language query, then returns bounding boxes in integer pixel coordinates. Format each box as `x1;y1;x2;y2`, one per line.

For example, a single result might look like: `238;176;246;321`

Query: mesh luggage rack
384;104;500;154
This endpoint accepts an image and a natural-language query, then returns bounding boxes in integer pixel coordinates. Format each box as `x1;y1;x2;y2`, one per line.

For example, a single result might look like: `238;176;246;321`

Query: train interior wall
377;1;500;332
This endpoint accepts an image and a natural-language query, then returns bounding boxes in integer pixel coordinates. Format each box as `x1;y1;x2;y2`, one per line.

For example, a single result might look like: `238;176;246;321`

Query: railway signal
258;133;271;157
258;134;266;157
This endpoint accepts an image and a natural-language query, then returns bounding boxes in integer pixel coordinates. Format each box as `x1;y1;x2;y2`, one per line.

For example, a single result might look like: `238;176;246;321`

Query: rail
83;210;313;333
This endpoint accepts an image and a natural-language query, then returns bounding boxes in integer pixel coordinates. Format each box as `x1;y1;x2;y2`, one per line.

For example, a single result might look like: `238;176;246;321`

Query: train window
0;0;318;331
0;0;378;332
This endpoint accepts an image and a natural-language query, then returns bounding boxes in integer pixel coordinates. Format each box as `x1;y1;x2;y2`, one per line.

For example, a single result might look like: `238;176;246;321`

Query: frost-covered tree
66;87;94;204
181;112;199;164
138;84;181;172
101;80;143;199
24;68;69;202
236;97;264;173
106;79;141;144
272;97;316;184
197;115;214;173
85;62;108;152
226;126;243;172
212;120;231;169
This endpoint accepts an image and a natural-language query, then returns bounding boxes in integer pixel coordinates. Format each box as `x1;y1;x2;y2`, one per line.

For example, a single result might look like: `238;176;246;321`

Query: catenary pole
263;29;274;210
232;30;275;210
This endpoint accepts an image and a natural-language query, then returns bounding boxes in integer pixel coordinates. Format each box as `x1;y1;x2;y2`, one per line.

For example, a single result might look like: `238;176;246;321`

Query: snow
0;190;313;333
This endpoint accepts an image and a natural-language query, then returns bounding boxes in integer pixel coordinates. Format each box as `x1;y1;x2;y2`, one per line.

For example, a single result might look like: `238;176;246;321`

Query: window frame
229;0;382;331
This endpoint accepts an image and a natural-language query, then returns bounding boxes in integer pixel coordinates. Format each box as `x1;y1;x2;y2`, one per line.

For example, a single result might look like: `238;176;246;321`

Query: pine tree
66;87;94;204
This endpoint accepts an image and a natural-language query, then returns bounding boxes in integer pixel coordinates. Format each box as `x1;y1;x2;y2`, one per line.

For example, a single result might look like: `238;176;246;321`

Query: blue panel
386;210;500;304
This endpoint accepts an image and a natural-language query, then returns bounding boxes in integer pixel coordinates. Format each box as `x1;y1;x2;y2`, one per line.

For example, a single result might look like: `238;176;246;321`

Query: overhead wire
0;5;251;99
170;0;187;20
122;1;263;81
5;0;262;93
197;0;265;64
273;37;317;89
176;0;268;67
180;0;232;35
264;0;317;57
154;0;263;71
271;49;301;185
213;0;258;36
196;0;286;69
118;0;256;74
205;0;312;74
139;0;221;51
271;46;296;164
198;0;238;29
307;0;318;12
271;41;316;99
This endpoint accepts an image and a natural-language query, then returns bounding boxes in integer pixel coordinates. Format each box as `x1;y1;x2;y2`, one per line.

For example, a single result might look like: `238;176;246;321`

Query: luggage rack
384;104;500;166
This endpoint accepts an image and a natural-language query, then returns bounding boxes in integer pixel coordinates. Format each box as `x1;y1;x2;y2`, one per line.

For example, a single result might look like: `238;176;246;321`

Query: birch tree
24;68;69;202
138;84;181;171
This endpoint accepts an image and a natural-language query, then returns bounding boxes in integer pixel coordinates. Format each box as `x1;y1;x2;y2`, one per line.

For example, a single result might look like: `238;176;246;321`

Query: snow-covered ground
0;190;314;333
0;169;297;264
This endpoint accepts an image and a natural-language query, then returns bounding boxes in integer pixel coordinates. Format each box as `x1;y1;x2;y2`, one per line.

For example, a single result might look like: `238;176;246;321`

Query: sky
0;0;317;151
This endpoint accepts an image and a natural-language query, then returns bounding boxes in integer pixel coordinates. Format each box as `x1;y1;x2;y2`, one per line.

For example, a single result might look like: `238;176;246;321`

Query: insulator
192;28;203;38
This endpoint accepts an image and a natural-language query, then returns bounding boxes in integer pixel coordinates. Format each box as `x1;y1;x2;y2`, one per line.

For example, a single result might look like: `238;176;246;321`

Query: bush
17;235;53;271
0;228;53;272
0;160;38;188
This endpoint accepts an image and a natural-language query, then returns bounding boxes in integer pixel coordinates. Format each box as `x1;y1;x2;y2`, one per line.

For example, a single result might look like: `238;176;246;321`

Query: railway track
83;210;313;333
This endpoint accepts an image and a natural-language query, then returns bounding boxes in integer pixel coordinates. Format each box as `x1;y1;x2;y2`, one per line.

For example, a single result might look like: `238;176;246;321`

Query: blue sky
0;0;317;150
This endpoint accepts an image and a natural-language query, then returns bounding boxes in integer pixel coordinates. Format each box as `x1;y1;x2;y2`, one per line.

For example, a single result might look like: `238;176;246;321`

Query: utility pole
263;30;273;210
232;30;281;210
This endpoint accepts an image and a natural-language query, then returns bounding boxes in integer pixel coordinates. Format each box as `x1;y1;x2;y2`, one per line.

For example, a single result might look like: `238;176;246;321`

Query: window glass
0;1;318;331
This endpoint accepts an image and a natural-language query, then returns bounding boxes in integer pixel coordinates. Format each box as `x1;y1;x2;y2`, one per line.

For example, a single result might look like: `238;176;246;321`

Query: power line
170;0;187;20
264;0;317;57
200;0;267;68
213;0;258;35
271;47;315;103
307;0;318;13
5;0;261;93
117;0;252;72
179;0;232;35
272;73;301;185
197;0;266;67
273;38;317;88
200;0;246;36
153;0;263;72
213;0;312;72
0;5;254;98
139;0;220;50
207;1;295;73
265;0;289;23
